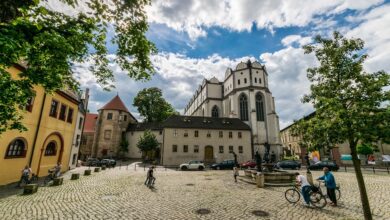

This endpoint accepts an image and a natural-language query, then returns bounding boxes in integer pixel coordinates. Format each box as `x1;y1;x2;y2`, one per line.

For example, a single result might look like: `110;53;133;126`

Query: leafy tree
0;0;156;134
356;143;374;156
133;87;177;122
136;130;159;159
299;32;390;220
118;138;129;157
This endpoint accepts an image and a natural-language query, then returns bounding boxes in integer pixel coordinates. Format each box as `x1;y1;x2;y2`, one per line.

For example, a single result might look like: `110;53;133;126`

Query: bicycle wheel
335;188;341;200
310;191;327;208
285;188;300;203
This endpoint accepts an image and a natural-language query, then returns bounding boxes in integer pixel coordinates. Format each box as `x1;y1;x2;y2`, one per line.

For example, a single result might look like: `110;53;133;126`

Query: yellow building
0;64;79;185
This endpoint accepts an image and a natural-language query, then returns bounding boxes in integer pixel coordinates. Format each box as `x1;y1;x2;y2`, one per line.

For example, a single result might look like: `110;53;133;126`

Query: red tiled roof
99;95;129;112
84;113;98;133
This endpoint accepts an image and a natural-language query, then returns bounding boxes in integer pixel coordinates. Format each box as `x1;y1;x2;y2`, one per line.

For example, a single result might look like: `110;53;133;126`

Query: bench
23;184;38;194
53;177;63;186
84;169;92;176
71;173;80;180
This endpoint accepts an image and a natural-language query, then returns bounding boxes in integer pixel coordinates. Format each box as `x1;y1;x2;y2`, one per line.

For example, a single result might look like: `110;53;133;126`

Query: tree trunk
350;142;372;220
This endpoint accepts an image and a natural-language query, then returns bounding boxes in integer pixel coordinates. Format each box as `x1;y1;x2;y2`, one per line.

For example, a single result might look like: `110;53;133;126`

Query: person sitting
17;165;32;187
54;162;62;177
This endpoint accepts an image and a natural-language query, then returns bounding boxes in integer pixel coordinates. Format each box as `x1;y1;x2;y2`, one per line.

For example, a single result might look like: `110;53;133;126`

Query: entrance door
204;146;214;164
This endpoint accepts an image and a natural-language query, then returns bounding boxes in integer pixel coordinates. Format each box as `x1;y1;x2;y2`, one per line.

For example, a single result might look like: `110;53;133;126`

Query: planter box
101;166;106;170
53;177;63;186
23;184;38;194
94;167;100;172
71;173;80;180
84;169;92;176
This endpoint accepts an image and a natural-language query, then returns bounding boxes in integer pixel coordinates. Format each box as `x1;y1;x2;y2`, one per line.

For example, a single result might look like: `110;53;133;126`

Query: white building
184;60;282;158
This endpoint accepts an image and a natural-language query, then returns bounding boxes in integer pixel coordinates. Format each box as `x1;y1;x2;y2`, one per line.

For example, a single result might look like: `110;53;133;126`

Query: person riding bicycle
317;167;337;206
295;172;311;207
17;165;32;187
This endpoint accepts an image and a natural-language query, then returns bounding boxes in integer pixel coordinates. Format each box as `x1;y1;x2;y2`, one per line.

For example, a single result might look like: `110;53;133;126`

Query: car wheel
181;166;188;171
198;166;204;171
295;166;300;170
216;166;221;170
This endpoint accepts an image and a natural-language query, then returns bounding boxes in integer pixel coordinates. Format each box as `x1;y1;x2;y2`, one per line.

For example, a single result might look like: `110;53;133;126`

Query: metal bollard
135;164;136;171
344;165;347;172
144;165;145;171
373;166;375;174
127;164;128;170
387;167;389;174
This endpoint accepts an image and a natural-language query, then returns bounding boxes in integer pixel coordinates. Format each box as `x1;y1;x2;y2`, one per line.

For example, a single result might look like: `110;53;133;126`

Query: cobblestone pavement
0;164;389;220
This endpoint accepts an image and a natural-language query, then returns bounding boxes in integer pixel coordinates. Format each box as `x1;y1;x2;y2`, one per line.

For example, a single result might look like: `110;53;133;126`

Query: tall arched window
256;93;265;121
5;138;27;158
45;141;57;156
239;94;248;121
211;105;219;118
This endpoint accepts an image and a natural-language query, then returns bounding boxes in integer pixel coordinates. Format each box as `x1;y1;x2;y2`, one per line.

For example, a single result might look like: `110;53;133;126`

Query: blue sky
74;0;390;129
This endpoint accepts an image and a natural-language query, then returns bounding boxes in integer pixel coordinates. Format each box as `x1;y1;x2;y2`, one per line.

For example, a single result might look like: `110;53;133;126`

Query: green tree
300;32;390;220
118;138;129;158
136;129;159;159
356;143;374;156
0;0;156;134
133;87;177;122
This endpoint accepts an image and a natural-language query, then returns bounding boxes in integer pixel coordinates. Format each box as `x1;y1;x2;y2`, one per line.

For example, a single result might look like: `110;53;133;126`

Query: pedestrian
295;172;311;207
317;167;337;206
233;166;239;183
145;166;155;186
17;165;32;187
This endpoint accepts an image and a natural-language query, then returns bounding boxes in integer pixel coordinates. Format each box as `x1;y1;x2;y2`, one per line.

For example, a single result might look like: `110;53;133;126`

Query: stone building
79;113;98;160
184;60;282;158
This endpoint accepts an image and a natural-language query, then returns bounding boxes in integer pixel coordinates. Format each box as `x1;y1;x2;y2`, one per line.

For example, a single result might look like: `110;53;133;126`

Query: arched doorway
37;132;64;176
204;146;214;164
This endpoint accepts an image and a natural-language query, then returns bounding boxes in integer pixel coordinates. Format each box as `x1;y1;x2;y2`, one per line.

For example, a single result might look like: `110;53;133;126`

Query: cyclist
317;167;337;206
295;172;311;207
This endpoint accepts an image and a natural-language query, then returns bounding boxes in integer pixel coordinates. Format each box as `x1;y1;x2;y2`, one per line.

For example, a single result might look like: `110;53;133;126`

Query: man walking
317;167;337;206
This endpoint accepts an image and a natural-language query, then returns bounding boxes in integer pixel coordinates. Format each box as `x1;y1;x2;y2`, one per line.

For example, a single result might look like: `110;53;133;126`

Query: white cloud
281;35;312;47
146;0;384;40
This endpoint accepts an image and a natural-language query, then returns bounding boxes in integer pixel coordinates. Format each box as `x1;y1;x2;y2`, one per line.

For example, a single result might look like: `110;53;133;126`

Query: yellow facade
0;65;79;185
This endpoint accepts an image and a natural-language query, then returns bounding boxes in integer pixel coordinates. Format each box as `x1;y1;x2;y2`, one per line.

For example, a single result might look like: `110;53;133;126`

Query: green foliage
0;0;156;134
357;143;374;155
119;138;129;153
133;87;177;122
136;130;159;154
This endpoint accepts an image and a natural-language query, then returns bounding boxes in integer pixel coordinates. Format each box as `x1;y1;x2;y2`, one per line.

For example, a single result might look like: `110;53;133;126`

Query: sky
70;0;390;129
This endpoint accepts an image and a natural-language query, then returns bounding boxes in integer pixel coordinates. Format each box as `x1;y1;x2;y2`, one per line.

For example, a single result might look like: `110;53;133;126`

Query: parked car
211;160;236;170
275;160;301;170
240;160;256;169
180;160;205;171
84;158;100;166
101;159;117;167
309;161;339;171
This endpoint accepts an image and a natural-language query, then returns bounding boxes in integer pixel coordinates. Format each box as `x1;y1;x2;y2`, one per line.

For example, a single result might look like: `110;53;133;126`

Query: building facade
184;60;282;158
79;113;98;160
0;65;80;185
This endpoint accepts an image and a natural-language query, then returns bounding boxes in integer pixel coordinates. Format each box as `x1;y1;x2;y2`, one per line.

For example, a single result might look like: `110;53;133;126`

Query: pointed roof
99;95;129;112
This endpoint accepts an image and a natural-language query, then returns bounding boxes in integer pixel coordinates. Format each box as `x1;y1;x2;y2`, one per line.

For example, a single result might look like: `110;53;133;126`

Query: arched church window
211;105;219;118
239;94;248;121
256;93;265;121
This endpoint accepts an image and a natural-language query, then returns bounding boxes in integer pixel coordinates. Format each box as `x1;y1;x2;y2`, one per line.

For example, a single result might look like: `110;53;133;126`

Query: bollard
135;164;136;171
127;164;128;170
345;165;347;172
387;167;389;174
144;165;145;171
373;166;375;174
256;173;264;188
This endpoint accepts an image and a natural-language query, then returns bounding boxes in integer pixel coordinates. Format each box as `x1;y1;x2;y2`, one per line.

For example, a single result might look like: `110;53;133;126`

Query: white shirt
297;175;310;189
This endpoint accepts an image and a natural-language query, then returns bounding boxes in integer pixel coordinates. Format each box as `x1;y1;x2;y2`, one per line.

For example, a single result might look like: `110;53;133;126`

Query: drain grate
186;183;194;186
251;210;269;217
195;208;211;215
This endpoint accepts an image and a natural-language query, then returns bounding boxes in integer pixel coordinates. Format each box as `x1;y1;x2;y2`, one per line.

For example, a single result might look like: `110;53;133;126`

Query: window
58;104;67;121
124;115;127;121
184;130;188;137
207;131;211;138
26;97;34;112
238;132;242;138
194;145;199;153
239;146;243;153
194;130;199;137
76;135;80;146
159;130;163;135
254;78;257;83
104;130;112;140
239;94;249;121
229;146;233;153
78;117;83;129
256;93;265;121
183;145;188;153
172;145;178;152
259;78;262;83
67;108;74;123
238;79;240;85
219;146;224;153
173;129;178;137
244;78;247;84
45;141;57;156
107;113;113;120
81;136;87;145
49;100;59;117
211;105;219;118
5;138;27;158
72;154;77;165
229;131;233;138
219;131;223;138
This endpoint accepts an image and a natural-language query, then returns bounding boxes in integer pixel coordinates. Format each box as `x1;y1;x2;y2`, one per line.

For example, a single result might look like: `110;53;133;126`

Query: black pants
327;188;337;204
17;175;30;187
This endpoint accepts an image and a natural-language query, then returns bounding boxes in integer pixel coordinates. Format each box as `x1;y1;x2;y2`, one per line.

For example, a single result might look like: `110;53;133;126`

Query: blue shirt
318;172;336;189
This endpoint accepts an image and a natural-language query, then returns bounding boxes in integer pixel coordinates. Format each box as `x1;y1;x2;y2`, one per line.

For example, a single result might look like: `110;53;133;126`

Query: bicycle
317;180;341;201
285;183;327;208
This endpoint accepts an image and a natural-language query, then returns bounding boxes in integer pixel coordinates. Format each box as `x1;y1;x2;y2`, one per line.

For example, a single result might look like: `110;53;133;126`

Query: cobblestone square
0;164;389;220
